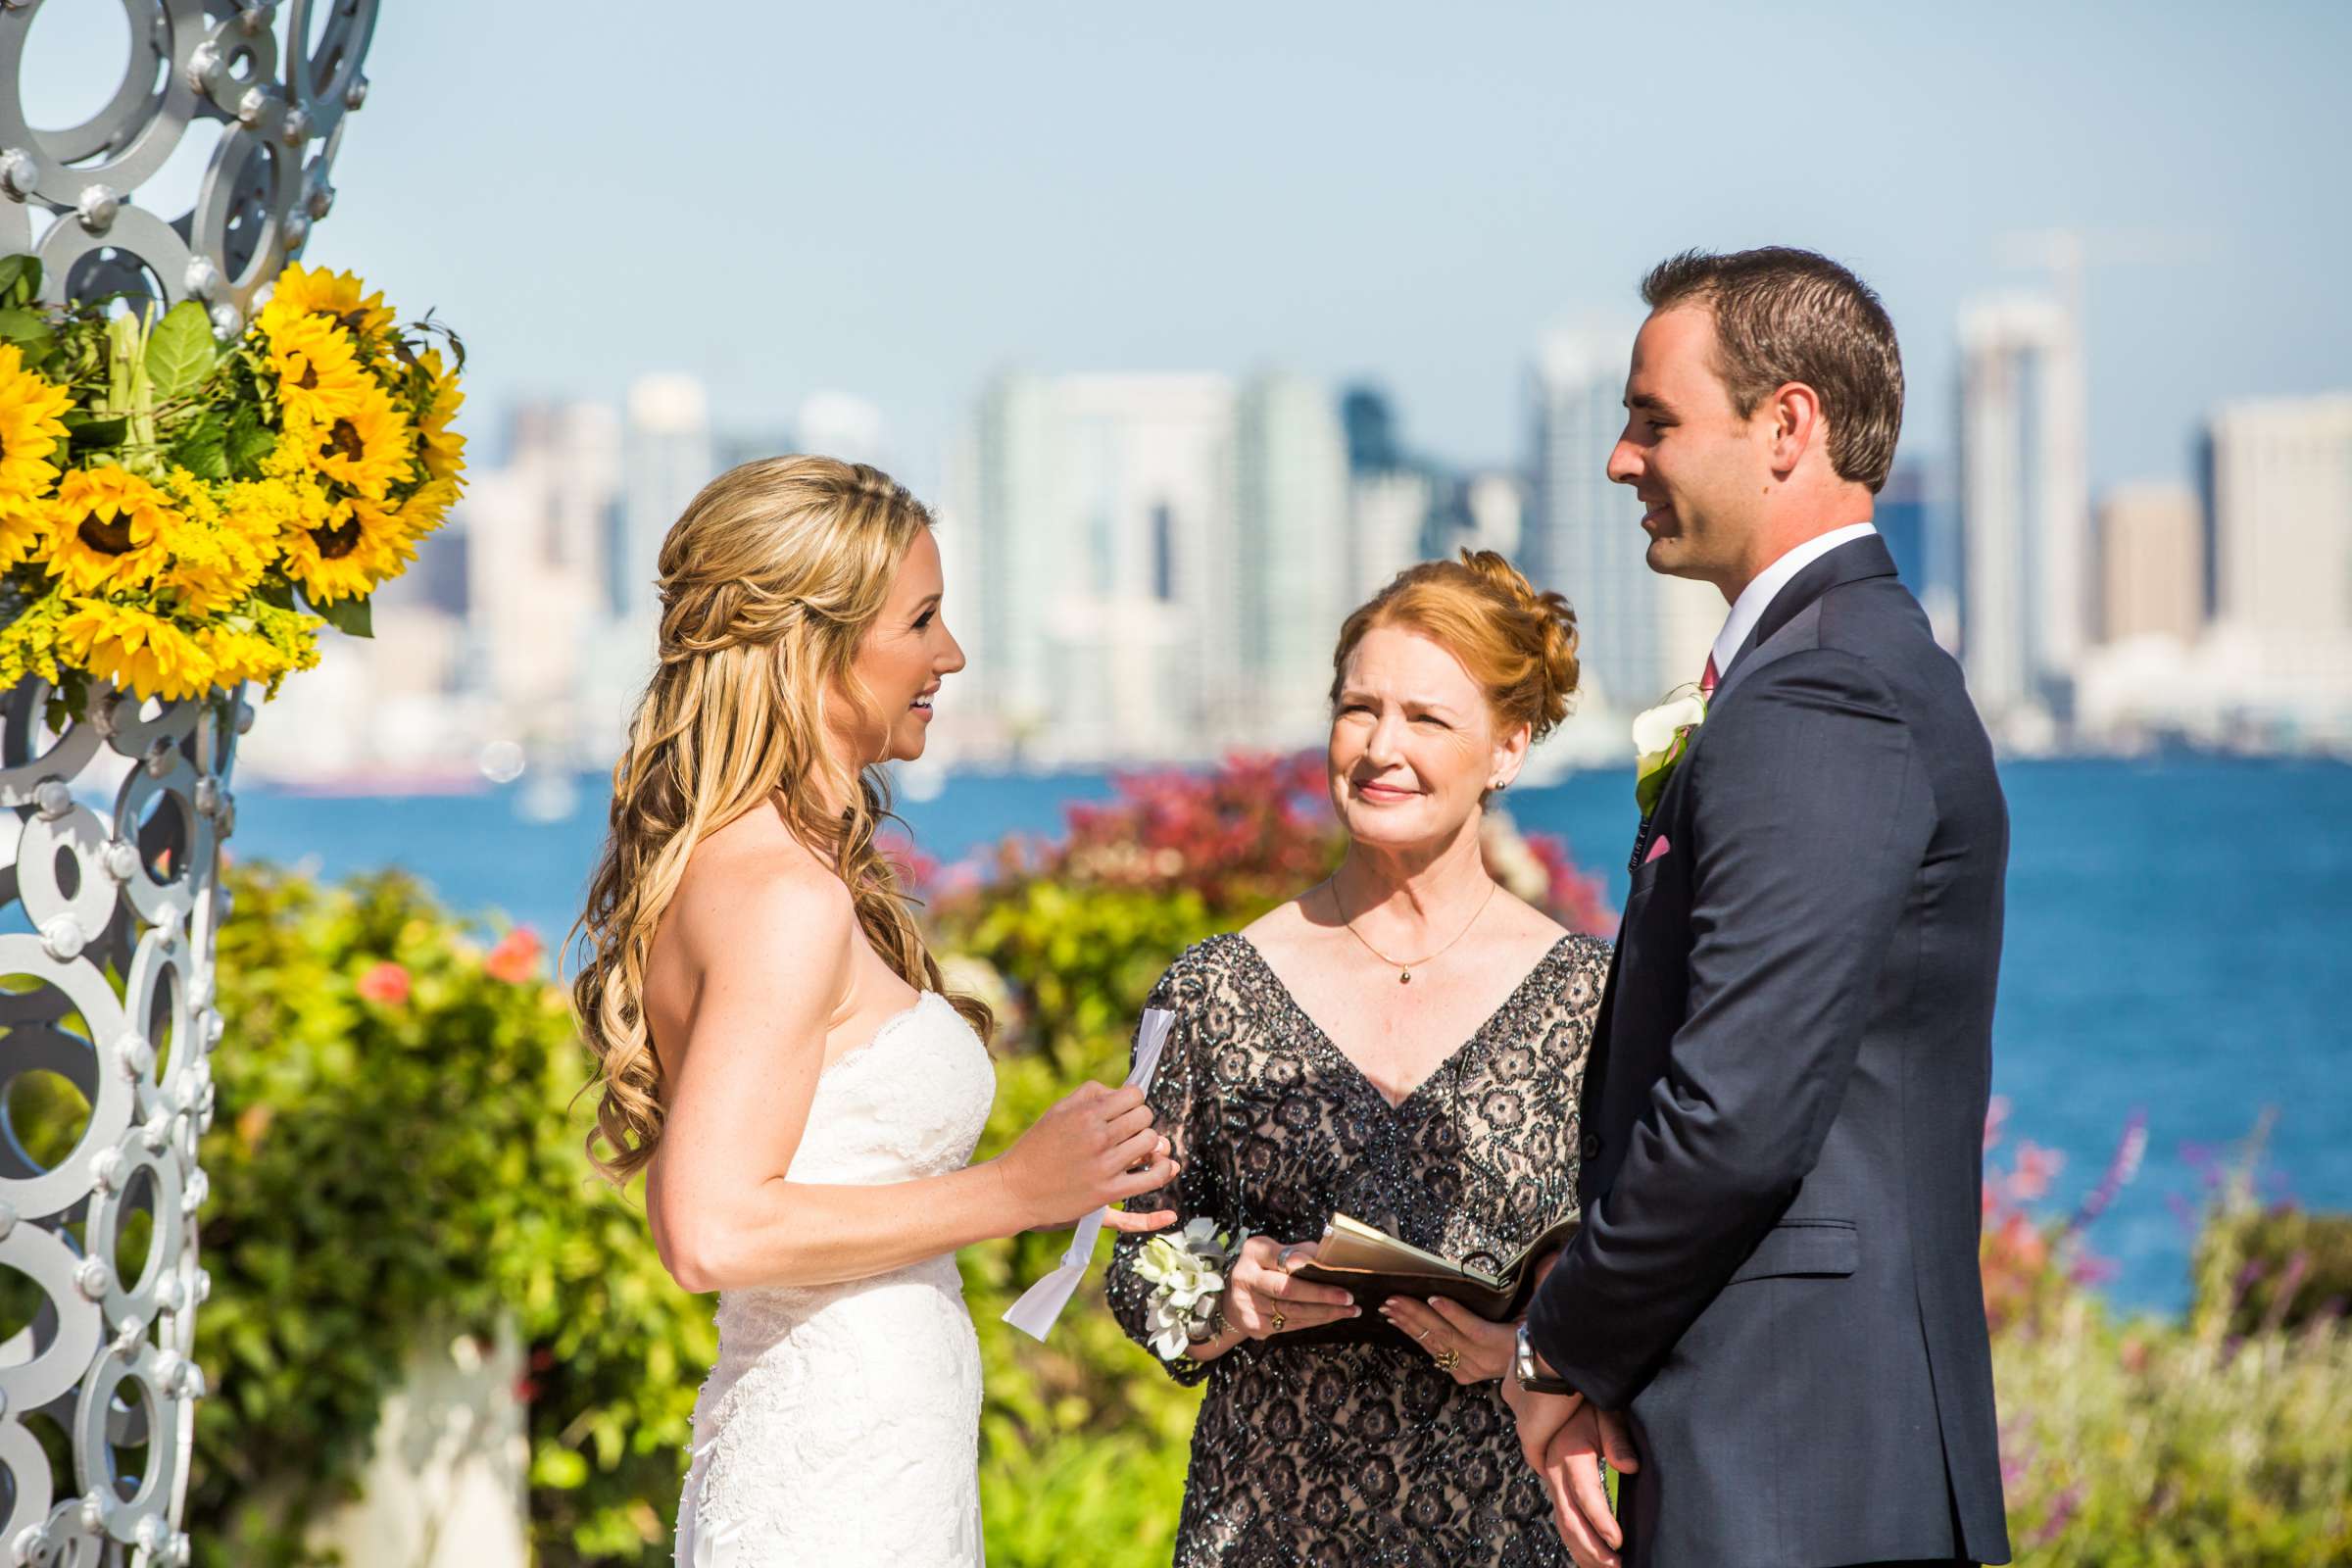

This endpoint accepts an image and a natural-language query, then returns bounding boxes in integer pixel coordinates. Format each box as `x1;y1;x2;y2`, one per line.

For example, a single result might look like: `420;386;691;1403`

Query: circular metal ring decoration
0;0;380;328
0;684;250;1568
0;6;379;1562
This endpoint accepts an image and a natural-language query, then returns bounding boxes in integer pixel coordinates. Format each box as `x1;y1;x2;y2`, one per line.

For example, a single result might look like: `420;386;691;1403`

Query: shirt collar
1710;522;1880;678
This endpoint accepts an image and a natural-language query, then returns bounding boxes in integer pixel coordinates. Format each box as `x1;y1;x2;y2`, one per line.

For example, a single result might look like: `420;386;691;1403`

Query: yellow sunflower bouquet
0;254;466;710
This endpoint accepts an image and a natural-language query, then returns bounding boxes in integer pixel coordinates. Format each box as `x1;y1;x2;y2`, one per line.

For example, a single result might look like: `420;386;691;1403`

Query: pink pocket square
1643;834;1672;865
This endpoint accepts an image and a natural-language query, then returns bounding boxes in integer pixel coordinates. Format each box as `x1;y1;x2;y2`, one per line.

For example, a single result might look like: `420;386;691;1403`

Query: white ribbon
681;1437;746;1567
1000;1006;1177;1342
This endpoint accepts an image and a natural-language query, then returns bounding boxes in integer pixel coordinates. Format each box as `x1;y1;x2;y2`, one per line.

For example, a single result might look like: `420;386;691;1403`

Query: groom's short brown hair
1642;247;1905;494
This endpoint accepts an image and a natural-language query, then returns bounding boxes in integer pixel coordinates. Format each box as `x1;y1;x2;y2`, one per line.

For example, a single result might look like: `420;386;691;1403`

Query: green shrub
1994;1298;2352;1565
2206;1209;2352;1339
193;863;704;1566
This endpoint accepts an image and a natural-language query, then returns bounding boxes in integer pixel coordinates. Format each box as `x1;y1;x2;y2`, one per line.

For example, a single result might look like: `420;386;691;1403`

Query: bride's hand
1193;1236;1359;1358
994;1082;1180;1233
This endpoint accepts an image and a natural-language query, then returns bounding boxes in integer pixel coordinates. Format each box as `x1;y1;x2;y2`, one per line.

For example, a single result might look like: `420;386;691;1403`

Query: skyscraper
1526;327;1716;712
1341;383;1404;477
2095;482;2204;647
620;374;714;625
1873;460;1962;654
2206;394;2352;682
468;402;625;758
1346;467;1434;607
1236;372;1350;745
964;371;1241;760
1956;295;2090;732
795;390;887;468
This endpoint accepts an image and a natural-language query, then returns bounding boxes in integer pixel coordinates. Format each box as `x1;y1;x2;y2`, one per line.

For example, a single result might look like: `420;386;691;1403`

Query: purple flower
2028;1485;2082;1548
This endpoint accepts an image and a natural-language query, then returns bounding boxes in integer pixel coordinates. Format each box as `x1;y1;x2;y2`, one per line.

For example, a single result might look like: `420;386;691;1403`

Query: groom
1504;249;2011;1568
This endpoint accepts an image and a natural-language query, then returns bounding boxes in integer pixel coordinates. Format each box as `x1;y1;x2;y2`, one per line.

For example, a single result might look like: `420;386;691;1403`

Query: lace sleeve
1105;959;1227;1387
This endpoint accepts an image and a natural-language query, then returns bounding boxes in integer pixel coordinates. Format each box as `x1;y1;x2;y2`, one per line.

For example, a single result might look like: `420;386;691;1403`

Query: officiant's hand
1380;1295;1514;1383
996;1082;1180;1234
1192;1236;1359;1358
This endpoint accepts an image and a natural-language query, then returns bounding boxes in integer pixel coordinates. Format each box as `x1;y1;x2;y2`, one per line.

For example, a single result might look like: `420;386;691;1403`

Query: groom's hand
1541;1402;1640;1568
1501;1376;1580;1475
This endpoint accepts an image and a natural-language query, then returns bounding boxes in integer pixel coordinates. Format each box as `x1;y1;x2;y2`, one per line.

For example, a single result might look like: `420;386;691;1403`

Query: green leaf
223;403;276;478
144;299;218;400
169;413;229;480
0;305;51;356
0;255;39;310
302;589;373;638
65;415;128;455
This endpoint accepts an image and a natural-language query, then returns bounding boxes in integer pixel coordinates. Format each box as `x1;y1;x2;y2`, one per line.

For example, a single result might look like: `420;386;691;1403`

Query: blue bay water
230;757;2352;1316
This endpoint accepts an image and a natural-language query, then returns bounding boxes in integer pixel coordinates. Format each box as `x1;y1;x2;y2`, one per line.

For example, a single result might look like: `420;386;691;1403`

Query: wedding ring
1435;1348;1461;1372
1270;1309;1286;1333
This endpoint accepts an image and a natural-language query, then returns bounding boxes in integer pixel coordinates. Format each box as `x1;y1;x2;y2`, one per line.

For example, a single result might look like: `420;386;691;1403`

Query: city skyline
234;287;2352;782
89;0;2332;509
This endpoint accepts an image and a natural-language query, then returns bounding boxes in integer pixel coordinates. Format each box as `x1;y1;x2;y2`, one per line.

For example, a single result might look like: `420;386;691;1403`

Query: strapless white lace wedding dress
676;990;997;1567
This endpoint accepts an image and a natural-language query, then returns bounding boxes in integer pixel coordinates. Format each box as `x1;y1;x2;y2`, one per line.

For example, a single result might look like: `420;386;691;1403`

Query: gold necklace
1327;877;1499;985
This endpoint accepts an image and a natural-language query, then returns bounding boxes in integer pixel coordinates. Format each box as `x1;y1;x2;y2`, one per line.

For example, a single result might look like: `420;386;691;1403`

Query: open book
1285;1211;1581;1341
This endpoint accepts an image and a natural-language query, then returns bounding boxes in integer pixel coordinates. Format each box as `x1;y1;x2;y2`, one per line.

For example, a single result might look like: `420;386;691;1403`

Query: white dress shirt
1709;523;1880;680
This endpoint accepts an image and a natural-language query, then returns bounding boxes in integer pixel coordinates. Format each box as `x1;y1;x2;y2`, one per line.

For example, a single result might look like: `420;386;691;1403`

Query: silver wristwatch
1514;1320;1578;1396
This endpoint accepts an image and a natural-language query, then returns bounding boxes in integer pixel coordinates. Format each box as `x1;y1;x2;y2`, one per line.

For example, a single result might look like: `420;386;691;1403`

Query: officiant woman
1106;551;1610;1566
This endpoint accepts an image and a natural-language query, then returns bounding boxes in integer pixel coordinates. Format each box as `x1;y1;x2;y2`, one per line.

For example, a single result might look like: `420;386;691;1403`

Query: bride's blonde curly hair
570;455;991;1186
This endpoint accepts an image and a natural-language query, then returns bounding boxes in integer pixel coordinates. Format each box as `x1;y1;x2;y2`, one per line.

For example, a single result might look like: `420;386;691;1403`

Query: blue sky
34;1;2352;497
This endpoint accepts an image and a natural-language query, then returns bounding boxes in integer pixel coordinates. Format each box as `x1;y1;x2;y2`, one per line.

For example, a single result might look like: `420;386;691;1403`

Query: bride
571;456;1178;1566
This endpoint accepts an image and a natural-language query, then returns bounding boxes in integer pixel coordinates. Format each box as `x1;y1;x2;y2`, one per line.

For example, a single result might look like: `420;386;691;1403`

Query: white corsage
1132;1217;1243;1360
1632;687;1708;815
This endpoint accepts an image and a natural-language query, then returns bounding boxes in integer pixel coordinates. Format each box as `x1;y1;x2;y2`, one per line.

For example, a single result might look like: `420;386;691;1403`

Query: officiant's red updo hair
1331;550;1581;744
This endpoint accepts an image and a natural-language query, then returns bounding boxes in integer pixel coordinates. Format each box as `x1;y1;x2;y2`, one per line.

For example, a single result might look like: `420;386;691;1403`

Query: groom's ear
1763;380;1829;478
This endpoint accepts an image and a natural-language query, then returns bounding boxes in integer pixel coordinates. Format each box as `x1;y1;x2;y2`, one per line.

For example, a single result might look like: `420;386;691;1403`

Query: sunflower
276;494;415;605
41;466;183;593
414;347;466;487
157;469;269;615
386;475;459;541
301;382;414;502
0;343;74;558
266;311;369;428
258;263;393;342
58;599;216;702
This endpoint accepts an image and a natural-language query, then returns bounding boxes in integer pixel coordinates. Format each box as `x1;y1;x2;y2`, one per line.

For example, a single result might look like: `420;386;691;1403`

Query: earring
1491;779;1508;793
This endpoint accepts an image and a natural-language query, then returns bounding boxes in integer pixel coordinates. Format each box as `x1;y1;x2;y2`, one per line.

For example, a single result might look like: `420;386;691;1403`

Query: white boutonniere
1132;1217;1243;1359
1632;686;1708;815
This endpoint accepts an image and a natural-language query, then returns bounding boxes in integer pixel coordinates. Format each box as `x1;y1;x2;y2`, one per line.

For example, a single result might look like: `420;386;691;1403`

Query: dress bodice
711;989;997;1336
779;989;996;1184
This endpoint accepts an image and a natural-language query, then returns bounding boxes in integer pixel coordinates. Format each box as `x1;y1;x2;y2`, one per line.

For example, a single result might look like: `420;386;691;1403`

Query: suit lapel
1628;536;1896;871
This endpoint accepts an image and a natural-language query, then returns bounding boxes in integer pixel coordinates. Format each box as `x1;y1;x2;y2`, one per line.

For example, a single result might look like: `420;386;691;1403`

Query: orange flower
484;927;542;984
356;960;411;1005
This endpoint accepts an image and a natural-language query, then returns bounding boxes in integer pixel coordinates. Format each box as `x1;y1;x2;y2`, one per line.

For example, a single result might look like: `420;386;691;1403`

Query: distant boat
895;756;950;803
515;769;579;824
268;767;489;799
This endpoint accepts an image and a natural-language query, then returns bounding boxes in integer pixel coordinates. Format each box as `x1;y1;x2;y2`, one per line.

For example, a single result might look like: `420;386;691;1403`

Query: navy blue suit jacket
1526;536;2012;1567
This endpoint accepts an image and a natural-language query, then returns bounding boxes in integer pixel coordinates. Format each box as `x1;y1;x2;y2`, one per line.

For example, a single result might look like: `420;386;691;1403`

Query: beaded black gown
1107;931;1609;1567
